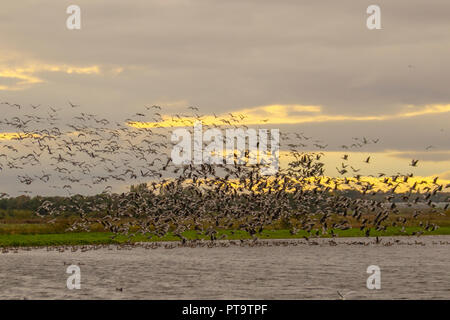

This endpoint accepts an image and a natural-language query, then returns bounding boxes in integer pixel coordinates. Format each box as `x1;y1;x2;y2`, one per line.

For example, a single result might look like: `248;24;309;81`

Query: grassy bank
1;226;450;247
1;210;449;247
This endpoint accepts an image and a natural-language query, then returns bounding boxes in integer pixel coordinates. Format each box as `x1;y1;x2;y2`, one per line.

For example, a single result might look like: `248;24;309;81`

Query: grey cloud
1;0;450;142
388;151;450;162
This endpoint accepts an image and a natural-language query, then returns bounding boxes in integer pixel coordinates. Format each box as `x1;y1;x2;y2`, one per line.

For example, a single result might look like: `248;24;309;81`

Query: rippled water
1;236;449;299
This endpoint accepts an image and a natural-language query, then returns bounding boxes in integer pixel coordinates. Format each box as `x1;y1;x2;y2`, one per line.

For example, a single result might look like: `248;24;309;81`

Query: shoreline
1;235;450;252
1;227;450;248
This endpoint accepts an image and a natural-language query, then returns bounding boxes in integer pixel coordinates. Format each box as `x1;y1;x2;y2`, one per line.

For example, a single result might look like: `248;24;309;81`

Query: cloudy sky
1;0;450;194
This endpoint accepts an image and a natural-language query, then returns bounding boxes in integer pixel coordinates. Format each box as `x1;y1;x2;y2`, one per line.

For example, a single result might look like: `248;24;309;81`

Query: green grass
0;223;67;234
1;226;449;247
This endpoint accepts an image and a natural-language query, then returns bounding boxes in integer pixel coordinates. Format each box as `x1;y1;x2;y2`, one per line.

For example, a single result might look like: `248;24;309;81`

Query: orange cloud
0;61;101;91
0;132;40;140
127;103;450;128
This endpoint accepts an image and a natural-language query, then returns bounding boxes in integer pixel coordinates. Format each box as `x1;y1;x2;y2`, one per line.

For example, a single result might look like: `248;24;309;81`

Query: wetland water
0;236;449;299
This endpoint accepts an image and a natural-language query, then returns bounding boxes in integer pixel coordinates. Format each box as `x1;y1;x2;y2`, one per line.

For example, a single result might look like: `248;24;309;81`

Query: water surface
1;236;449;299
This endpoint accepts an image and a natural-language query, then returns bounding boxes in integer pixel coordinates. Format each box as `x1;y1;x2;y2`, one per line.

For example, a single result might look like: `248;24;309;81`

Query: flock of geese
2;238;450;254
0;100;449;246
